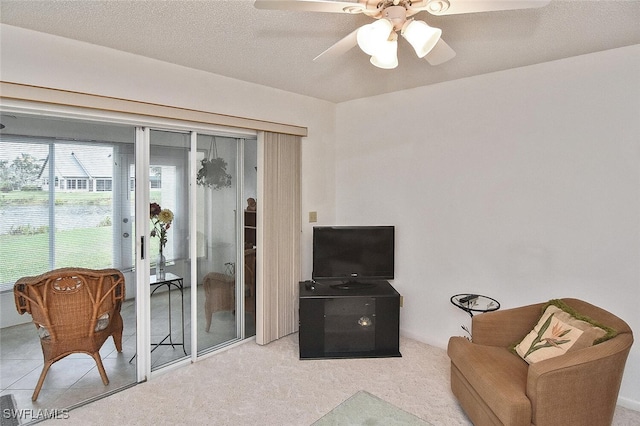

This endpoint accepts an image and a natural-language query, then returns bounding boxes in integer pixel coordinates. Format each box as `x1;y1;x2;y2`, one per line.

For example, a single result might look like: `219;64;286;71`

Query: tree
0;159;10;191
10;153;42;190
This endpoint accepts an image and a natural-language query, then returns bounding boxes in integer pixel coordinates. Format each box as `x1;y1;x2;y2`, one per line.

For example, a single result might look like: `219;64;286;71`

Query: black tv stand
330;281;376;291
299;280;401;359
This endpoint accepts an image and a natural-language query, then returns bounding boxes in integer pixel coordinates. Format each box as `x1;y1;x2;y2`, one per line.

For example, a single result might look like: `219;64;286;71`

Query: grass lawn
0;226;114;284
0;190;112;206
1;189;166;285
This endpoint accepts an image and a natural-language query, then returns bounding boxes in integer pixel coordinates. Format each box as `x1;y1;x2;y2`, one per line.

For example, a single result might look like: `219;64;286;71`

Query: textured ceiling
1;0;639;103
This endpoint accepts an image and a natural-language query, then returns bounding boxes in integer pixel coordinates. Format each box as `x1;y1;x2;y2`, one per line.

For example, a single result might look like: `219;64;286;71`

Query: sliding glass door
195;135;257;354
0;110;258;417
144;131;257;364
147;130;192;369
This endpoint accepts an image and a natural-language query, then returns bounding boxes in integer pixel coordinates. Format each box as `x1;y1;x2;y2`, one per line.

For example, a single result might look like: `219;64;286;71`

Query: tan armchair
14;268;125;401
447;298;633;426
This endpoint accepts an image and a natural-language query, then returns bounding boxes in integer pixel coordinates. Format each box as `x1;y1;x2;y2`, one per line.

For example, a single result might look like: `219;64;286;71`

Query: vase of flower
150;202;173;281
156;252;166;280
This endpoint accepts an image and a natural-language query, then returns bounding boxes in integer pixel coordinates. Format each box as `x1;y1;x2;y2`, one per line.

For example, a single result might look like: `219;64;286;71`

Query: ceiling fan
254;0;551;69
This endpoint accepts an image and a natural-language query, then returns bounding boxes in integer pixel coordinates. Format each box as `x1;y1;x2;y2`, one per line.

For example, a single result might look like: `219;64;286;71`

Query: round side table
450;294;500;317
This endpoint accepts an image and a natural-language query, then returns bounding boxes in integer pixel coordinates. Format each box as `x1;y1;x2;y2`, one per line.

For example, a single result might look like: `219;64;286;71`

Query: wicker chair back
14;267;125;401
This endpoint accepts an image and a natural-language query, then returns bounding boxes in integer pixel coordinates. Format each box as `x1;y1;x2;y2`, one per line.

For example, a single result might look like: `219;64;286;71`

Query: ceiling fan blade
313;29;359;62
425;38;456;66
254;0;365;14
422;0;550;16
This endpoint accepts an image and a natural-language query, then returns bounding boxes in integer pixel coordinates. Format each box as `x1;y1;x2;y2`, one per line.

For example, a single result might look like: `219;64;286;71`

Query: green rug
312;391;429;425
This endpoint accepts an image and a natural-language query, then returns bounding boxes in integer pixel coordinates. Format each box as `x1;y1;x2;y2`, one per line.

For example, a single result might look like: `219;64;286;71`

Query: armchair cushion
514;299;617;364
449;337;531;425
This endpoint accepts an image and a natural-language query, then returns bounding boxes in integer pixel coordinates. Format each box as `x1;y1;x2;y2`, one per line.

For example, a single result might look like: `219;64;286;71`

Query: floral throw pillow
514;300;616;364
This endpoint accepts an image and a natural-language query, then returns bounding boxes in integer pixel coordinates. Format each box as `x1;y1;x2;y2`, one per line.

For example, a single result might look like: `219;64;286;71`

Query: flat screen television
312;226;394;288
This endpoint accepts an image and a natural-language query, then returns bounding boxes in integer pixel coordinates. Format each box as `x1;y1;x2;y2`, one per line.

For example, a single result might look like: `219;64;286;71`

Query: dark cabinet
298;280;401;359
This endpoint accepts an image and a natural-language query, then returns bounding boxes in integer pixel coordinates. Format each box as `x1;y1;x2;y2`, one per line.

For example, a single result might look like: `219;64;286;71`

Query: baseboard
617;396;640;412
196;336;257;362
399;328;445;349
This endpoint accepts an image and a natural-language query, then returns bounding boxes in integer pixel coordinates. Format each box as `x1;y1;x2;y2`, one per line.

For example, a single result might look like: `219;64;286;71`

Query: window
0;127;135;289
68;179;84;190
96;179;112;192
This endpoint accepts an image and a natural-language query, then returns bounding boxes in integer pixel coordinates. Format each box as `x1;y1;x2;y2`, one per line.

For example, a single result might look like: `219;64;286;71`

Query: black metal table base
129;272;187;363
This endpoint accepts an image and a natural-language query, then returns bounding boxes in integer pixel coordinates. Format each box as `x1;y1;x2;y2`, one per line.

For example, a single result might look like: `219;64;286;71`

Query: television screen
312;226;395;282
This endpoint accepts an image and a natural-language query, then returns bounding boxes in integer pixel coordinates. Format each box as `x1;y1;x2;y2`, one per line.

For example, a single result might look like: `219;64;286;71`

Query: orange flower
542;321;571;348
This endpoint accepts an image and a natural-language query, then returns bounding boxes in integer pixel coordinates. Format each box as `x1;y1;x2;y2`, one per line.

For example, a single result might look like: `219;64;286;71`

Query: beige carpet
39;334;639;425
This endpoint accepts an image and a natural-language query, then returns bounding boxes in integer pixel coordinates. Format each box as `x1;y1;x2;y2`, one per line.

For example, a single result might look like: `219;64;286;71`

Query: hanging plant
197;137;232;190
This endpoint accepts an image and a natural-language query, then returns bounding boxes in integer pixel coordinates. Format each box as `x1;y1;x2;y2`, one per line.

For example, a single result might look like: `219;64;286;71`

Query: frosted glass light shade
370;39;398;69
402;20;442;58
357;19;394;56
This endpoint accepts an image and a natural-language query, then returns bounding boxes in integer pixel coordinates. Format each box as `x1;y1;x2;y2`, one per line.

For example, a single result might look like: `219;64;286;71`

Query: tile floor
0;285;254;419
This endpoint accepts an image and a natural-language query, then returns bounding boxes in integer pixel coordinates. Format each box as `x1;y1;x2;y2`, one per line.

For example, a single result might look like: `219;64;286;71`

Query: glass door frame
235;138;246;342
134;126;151;381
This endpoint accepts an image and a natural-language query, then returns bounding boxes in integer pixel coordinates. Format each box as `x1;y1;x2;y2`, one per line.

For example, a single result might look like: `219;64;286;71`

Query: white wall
0;24;337;324
335;44;640;408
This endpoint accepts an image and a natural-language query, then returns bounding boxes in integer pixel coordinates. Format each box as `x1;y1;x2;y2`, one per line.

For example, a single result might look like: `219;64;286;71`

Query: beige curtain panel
257;132;302;345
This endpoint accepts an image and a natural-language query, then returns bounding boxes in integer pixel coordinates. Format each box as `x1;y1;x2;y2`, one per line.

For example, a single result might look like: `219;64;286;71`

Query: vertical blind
256;132;301;345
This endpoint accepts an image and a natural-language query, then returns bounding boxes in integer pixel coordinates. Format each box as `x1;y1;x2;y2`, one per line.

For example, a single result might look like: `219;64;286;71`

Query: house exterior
38;145;113;192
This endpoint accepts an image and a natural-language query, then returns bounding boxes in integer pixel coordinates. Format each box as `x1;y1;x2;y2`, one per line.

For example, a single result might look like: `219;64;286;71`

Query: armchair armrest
526;333;633;426
472;302;544;347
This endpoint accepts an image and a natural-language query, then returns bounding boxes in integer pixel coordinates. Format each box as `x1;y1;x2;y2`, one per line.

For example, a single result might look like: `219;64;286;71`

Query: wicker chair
244;248;257;320
202;272;234;332
14;267;125;401
203;249;256;332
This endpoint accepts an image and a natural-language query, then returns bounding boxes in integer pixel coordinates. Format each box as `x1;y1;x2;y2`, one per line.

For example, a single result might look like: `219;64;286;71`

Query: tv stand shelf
298;280;401;359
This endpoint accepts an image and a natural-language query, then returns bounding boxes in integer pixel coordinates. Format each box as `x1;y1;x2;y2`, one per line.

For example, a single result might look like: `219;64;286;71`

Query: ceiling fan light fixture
401;20;442;58
342;5;364;14
426;0;450;14
370;39;398;69
357;19;394;56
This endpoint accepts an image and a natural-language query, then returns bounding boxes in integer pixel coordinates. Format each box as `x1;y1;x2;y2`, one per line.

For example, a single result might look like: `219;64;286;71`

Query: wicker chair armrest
14;282;33;315
102;269;126;303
